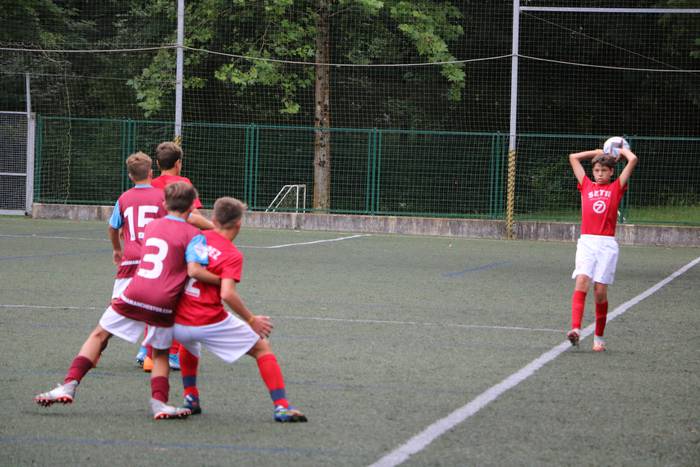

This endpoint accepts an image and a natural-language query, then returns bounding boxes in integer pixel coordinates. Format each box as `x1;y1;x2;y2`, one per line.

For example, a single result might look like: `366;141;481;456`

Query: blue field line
0;248;112;261
16;367;469;396
0;435;336;456
442;261;511;277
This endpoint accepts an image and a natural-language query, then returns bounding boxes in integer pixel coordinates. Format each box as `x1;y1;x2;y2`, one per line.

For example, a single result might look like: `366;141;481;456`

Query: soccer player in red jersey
34;183;219;419
173;197;307;422
567;142;638;351
151;141;204;210
108;152;166;300
139;141;214;371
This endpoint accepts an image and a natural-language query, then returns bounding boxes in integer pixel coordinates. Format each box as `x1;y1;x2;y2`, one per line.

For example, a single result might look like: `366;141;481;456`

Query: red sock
64;355;94;384
257;354;288;408
169;340;181;356
151;376;169;403
179;347;199;398
146;345;153;359
571;290;586;329
595;301;608;337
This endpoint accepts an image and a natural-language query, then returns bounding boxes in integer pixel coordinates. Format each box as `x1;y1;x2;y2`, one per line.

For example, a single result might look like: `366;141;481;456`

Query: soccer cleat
142;356;153;372
168;353;181;371
274;405;308;423
566;328;580;347
593;337;607;352
34;380;78;407
183;394;202;415
150;398;191;420
135;346;147;367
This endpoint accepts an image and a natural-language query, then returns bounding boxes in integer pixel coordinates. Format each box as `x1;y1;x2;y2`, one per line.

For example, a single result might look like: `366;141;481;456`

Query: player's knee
248;339;272;359
91;326;112;342
574;275;590;291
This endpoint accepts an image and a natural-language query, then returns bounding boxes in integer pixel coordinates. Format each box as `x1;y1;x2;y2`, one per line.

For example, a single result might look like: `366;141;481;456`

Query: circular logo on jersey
593;200;607;214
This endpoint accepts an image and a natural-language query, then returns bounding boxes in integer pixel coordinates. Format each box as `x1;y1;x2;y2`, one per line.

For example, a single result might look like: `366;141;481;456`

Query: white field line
238;234;371;249
0;304;559;333
369;255;700;467
0;233;370;249
0;233;107;242
276;315;561;333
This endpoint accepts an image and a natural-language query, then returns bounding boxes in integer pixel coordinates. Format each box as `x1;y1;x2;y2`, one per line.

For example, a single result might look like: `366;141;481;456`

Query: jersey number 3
137;237;168;279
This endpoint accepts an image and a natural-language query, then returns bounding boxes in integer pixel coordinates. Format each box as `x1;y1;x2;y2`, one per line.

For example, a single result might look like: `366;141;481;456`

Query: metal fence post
365;128;374;214
375;129;382;214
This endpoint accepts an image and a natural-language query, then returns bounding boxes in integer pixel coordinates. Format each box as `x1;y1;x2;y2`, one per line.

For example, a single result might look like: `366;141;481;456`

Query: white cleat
150;398;191;420
34;380;78;407
592;336;607;352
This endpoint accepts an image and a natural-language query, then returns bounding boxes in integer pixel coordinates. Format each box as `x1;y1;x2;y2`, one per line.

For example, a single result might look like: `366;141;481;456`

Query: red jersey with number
151;174;203;209
578;177;627;237
111;216;208;327
175;230;244;326
109;186;166;278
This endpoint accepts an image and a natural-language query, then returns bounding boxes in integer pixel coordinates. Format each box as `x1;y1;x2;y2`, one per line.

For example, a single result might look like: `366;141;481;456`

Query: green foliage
116;0;465;117
389;0;465;101
127;49;175;117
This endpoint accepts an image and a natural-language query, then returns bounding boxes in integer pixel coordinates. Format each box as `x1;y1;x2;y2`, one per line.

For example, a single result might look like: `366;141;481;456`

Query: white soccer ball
603;136;630;158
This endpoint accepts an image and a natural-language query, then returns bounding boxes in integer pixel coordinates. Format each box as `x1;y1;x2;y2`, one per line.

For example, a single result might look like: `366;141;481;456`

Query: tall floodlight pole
174;0;185;144
505;0;520;240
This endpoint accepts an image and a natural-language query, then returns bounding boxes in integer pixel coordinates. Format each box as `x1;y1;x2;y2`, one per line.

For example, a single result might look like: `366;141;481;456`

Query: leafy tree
121;0;465;209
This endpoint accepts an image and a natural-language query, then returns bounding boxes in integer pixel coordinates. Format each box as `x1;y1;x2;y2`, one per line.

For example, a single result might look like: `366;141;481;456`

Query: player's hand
249;315;273;338
112;250;123;265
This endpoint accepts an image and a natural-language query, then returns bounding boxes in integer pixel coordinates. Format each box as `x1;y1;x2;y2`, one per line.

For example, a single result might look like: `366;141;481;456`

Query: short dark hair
164;182;197;213
125;151;152;181
155;141;183;170
213;197;247;228
591;154;617;169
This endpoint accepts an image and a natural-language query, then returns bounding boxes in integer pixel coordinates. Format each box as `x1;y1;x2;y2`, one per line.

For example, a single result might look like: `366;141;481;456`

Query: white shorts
174;314;259;364
111;278;132;299
98;306;173;350
572;234;620;285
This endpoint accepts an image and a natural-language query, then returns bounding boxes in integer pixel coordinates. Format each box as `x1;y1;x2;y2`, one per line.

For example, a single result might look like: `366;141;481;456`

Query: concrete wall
31;203;700;247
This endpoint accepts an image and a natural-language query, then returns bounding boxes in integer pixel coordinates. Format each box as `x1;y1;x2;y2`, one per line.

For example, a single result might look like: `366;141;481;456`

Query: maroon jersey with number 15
109;185;166;279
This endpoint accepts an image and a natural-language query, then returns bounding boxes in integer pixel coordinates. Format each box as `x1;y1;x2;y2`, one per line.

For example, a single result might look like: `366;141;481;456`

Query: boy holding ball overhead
567;137;638;352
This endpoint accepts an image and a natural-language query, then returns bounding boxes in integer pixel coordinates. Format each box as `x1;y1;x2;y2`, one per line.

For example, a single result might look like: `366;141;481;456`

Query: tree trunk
313;0;331;211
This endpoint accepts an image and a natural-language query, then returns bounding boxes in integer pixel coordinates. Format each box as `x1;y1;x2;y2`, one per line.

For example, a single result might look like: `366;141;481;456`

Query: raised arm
616;147;638;188
220;278;272;339
569;149;603;185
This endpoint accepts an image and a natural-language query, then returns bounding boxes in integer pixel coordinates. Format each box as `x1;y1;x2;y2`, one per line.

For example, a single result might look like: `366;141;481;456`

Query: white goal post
266;184;307;213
